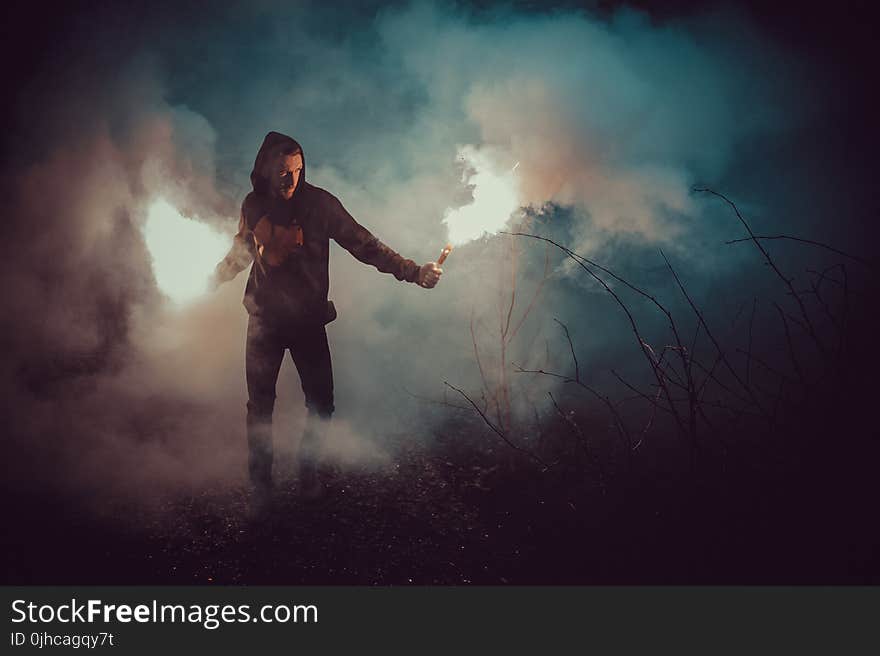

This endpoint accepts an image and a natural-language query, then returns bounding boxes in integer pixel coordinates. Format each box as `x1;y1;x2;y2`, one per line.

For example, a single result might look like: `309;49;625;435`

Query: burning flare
443;145;521;247
142;199;229;305
437;244;453;265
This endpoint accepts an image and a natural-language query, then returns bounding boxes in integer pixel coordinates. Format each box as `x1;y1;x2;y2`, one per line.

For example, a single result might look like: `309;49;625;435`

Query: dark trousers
245;314;334;487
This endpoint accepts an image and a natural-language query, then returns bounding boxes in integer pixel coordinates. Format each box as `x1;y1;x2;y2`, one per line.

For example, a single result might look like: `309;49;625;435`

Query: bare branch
400;386;471;411
689;358;751;406
694;187;827;357
513;364;632;452
444;381;547;468
610;369;674;416
509;243;552;341
470;307;503;426
503;231;690;439
554;318;579;383
502;236;517;342
660;249;770;420
773;302;807;387
723;234;872;267
547;391;606;480
735;348;794;384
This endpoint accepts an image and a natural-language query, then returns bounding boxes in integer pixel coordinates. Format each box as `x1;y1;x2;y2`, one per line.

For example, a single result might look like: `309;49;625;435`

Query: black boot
297;414;328;498
247;413;274;515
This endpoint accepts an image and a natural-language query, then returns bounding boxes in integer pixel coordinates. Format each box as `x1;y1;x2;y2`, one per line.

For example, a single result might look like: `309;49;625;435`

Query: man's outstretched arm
327;195;441;288
213;211;257;287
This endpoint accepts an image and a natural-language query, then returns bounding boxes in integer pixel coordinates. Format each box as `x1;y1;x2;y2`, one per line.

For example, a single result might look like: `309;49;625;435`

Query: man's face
273;152;303;200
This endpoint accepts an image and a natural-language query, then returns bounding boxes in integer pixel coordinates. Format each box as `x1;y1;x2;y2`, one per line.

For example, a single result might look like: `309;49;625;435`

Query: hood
250;131;307;200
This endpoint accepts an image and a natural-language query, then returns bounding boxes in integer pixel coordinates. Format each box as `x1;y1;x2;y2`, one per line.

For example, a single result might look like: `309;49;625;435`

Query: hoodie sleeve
214;196;260;284
327;194;421;283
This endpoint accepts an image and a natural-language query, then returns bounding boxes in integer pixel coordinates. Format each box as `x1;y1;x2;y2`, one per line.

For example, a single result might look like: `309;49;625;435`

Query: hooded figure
214;131;442;501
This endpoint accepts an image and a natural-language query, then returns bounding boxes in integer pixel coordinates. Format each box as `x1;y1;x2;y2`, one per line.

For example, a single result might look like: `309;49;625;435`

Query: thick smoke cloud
2;1;856;505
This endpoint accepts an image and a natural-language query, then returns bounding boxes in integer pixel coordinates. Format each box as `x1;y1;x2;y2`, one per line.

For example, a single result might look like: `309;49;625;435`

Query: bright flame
443;145;521;246
142;199;230;305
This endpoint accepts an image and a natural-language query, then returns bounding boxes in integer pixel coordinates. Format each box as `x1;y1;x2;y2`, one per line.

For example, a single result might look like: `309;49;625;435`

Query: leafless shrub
445;189;873;478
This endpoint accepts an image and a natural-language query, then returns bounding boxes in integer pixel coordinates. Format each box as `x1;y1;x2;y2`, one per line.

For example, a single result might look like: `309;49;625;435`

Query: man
213;131;442;500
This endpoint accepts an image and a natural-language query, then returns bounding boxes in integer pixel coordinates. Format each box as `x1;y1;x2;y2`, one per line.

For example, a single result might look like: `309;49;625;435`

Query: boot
297;414;328;498
247;414;274;515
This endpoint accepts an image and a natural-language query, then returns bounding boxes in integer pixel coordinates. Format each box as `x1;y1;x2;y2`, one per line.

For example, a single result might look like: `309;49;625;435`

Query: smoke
443;145;521;246
2;0;858;508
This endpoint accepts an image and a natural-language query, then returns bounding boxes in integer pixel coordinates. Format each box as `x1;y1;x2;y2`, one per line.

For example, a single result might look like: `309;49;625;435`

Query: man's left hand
418;262;443;289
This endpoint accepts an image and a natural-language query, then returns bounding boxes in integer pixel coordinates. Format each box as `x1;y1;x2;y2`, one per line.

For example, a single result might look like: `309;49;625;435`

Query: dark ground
4;263;879;586
4;395;878;585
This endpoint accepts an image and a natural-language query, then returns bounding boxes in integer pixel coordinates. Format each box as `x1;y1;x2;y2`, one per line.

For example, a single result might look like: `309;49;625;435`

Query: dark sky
3;1;876;135
3;1;876;237
3;0;875;184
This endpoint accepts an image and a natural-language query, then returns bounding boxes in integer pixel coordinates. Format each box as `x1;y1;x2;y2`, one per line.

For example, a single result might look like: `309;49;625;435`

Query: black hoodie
215;131;421;323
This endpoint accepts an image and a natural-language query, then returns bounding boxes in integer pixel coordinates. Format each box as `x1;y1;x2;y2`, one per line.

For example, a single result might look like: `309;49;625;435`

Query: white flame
443;145;521;246
142;199;230;305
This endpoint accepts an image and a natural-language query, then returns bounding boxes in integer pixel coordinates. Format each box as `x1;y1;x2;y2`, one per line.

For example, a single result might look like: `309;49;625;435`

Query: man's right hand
418;262;443;289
